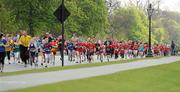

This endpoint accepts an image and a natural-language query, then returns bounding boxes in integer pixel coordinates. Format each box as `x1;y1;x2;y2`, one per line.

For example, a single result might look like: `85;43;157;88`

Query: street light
146;3;154;57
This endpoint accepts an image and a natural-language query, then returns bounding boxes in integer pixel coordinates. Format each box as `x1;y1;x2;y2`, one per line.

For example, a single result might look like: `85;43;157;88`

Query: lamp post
146;3;154;57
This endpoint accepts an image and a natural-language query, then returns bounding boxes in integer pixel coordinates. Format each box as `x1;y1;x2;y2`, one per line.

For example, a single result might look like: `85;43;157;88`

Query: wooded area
0;0;180;44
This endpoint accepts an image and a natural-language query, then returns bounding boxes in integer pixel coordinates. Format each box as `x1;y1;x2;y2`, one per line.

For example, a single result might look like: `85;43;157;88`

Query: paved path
3;55;124;72
0;56;180;92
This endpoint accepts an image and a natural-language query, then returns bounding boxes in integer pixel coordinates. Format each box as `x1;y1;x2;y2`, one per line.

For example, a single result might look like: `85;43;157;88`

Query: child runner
12;39;20;63
50;39;58;65
29;38;38;67
5;36;13;64
43;38;52;67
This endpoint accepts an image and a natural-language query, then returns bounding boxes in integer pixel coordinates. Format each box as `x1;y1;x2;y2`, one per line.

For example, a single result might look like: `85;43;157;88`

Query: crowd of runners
0;31;179;72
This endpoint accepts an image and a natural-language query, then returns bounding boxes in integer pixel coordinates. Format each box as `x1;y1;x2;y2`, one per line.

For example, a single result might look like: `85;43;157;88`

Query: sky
118;0;180;12
160;0;180;12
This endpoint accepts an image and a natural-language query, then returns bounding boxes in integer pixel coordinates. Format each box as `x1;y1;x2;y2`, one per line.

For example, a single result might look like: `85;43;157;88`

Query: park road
0;56;180;92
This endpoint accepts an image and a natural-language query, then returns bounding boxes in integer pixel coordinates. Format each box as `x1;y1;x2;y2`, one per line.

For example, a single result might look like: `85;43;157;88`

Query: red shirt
50;41;58;48
123;44;129;49
120;49;125;54
133;44;139;50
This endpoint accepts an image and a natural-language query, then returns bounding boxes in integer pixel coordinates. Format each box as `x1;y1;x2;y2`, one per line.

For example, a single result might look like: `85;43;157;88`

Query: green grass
0;57;161;77
9;60;180;92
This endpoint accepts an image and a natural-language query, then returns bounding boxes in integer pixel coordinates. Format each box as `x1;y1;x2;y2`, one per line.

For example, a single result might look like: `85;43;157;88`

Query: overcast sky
119;0;180;12
160;0;180;12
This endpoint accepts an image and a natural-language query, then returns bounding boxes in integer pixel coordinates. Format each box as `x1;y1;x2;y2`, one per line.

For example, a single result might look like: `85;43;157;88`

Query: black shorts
30;51;36;57
106;51;111;55
0;52;6;65
87;50;94;56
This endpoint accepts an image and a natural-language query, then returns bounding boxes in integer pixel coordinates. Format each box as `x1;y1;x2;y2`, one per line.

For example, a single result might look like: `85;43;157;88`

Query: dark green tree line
1;0;108;39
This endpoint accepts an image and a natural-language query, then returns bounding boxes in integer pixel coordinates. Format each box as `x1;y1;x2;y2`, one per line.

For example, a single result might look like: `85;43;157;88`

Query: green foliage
153;11;180;44
3;0;60;35
112;7;148;42
1;0;180;44
74;0;108;38
0;1;18;33
1;0;108;38
112;7;180;44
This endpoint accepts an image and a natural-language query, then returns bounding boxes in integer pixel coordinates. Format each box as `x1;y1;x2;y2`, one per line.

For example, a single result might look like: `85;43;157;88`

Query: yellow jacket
19;35;32;47
5;40;13;51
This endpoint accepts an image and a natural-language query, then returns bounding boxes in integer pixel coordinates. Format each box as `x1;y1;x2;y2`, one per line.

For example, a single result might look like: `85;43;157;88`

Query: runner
0;32;178;70
86;41;95;63
12;38;20;63
42;38;52;68
19;31;31;67
67;40;75;62
171;41;176;56
95;40;101;60
28;38;38;67
132;42;139;58
50;39;58;65
138;44;145;58
0;33;7;72
105;41;112;62
5;35;13;64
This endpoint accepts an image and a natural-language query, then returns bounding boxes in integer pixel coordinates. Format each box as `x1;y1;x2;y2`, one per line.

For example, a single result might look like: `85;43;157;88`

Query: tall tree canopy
1;0;108;38
112;7;149;42
1;0;180;44
0;0;17;33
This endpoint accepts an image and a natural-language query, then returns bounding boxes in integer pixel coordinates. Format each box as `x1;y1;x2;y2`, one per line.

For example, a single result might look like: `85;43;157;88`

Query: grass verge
8;60;180;92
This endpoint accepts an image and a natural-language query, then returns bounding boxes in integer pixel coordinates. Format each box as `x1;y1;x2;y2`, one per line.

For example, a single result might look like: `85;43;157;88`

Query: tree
105;0;121;39
0;1;17;33
112;7;149;41
3;0;60;36
2;0;108;39
74;0;108;38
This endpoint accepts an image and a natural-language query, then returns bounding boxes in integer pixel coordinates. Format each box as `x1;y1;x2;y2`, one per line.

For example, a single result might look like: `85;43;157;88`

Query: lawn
0;57;161;77
8;59;180;92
